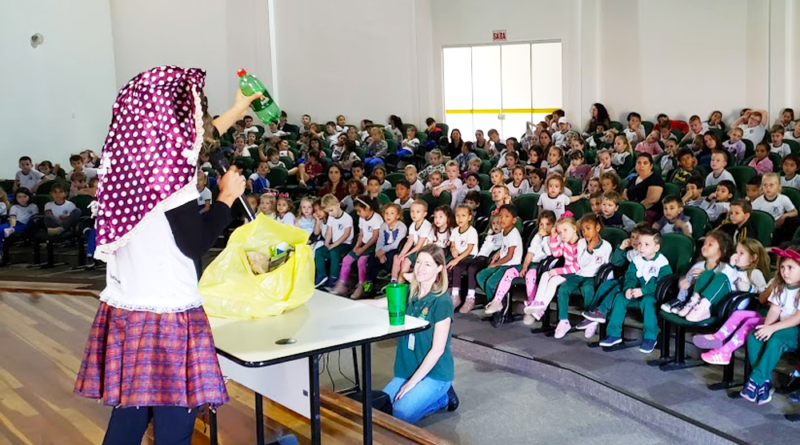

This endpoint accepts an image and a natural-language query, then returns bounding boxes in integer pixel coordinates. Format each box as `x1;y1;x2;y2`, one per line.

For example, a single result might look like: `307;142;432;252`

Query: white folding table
208;290;429;445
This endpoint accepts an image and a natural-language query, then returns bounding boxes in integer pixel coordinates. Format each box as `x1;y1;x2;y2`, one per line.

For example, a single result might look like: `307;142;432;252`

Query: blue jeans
382;376;451;424
102;406;198;445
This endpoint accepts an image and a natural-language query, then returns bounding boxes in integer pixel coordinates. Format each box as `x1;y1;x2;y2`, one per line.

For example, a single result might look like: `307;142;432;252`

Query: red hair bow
773;248;800;262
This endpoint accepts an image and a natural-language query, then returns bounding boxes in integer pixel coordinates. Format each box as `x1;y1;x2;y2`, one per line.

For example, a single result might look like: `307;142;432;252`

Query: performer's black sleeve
165;200;232;260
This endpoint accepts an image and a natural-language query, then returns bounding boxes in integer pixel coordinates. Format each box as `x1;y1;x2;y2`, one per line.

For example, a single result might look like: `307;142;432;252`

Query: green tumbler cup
385;283;408;326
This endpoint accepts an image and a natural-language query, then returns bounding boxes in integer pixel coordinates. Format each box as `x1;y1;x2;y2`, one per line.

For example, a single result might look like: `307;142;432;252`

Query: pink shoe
701;349;731;365
554;320;571;339
686;298;712;322
458;298;475;314
678;295;700;317
524;301;546;314
451;293;462;309
522;314;536;326
584;321;599;339
693;334;724;350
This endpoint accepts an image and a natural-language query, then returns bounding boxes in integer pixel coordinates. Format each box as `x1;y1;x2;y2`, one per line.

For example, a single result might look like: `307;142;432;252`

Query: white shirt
528;234;551;264
539;193;571;219
395;198;414;209
705;170;736;187
409;179;425;196
611;151;630;167
409;219;432;245
699;199;730;222
659;217;693;236
44;200;77;217
277;212;296;225
507;180;529;198
752;194;796;220
732;268;768;293
739;124;765;145
576;239;613;278
499;227;523;266
552;131;569;147
782;175;800;190
197;187;212;205
101;210;203;313
478;232;502;257
10;204;38;225
327;211;354;244
16;170;43;190
771;143;791;158
359;213;384;244
632;252;671;283
768;286;800;321
450;226;478;257
427;228;451;249
785;131;800;142
402;138;419;153
624;128;642;144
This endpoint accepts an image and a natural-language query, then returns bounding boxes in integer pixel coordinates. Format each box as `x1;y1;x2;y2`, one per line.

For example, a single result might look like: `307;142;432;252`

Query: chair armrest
655;273;681;304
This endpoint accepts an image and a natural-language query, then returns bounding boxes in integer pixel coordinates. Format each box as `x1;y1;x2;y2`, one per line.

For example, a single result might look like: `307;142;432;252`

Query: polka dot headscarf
93;66;206;262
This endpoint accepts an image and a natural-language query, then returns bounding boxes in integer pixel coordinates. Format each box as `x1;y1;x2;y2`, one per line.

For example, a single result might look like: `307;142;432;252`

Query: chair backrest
769;153;783;172
475;149;489;160
682;206;709;240
480;159;492;174
566;177;582;196
567;198;592;220
33;195;52;214
248;147;260;159
728;166;757;196
601;227;628;248
782;187;800;212
265;167;289;186
477;174;492;191
671;129;685;141
385;173;405;186
402;208;412;226
642;121;654;135
435;123;449;135
386;140;398;154
619;201;645;223
378;193;391;205
279;156;294;168
660;233;694;276
609;121;623;132
742;139;755;160
663;182;681;199
70;195;94;217
479;191;494;216
785;139;800;155
511;194;539;222
422;191;452;211
749;210;774;247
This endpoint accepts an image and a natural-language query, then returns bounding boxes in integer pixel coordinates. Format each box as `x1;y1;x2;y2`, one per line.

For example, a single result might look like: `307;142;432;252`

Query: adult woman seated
365;245;459;423
622;152;664;223
584;103;611;137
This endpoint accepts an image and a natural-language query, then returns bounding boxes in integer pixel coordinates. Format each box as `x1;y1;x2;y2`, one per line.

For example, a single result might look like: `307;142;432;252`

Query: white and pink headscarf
93;66;206;262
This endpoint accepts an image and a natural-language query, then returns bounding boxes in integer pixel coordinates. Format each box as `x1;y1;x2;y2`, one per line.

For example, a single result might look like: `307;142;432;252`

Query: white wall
0;0;117;178
110;0;273;117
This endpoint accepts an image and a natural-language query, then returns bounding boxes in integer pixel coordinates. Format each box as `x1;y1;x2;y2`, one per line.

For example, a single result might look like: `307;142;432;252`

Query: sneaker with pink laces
701;349;731;365
554;320;571;339
678;295;700;317
685;298;712;322
458;298;475;314
484;299;504;315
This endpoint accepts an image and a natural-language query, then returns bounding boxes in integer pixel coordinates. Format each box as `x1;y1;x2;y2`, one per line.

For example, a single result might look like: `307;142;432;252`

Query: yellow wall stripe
445;108;560;114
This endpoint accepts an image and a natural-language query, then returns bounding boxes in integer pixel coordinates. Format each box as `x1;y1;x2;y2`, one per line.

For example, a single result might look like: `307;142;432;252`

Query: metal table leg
255;392;265;445
210;407;218;445
361;344;373;445
309;355;322;445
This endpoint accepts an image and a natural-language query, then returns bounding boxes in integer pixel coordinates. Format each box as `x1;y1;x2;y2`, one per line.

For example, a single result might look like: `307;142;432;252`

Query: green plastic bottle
237;69;280;124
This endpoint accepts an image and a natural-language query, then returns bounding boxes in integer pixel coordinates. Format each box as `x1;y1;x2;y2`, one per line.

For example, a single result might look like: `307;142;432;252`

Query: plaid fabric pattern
75;303;229;408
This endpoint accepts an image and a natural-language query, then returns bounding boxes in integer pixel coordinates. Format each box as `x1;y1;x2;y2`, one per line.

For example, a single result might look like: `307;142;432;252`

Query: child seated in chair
600;171;620;194
659;139;680;178
425;171;444;193
197;172;212;214
457;173;481;206
394;179;414;209
247;161;271;196
693;238;770;365
681;176;705;207
739;246;800;405
746;175;763;202
671;148;699;192
752;173;798;244
0;189;38;255
490;184;511;214
693;180;735;225
723;127;746;164
717;199;755;244
44;184;81;237
457;214;502;313
600;191;636;232
653;195;692;237
589;191;603;216
770;125;791;158
405;165;425;197
781;154;800;190
419;149;446;182
705;150;736;188
599;227;672;353
749;143;773;176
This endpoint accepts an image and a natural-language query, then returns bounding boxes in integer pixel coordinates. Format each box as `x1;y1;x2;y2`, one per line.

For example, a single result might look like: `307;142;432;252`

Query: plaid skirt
74;302;229;408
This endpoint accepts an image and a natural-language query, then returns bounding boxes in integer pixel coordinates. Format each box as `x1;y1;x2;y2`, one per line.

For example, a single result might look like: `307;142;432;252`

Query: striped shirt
549;237;579;275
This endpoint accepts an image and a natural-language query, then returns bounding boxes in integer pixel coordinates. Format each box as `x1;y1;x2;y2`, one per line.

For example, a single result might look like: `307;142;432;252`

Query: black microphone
209;148;255;221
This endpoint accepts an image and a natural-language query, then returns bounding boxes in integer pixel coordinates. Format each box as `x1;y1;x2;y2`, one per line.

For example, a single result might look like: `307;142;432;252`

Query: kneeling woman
366;244;458;423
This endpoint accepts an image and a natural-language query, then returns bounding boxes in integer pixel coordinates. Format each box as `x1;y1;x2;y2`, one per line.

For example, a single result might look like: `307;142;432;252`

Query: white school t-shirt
478;232;502;257
44;200;77;218
427;228;451;249
277;212;296;225
197;187;212;205
739;124;765;145
16;170;44;191
768;286;800;321
781;175;800;190
499;227;523;266
576;239;613;278
359;213;384;244
10;204;38;225
327;211;354;244
705;170;735;188
539;193;571;219
699;200;730;222
409;219;432;245
395;198;414;209
528;234;551;264
409;179;425;196
450;226;478;257
507;180;529;197
771;143;791;158
752;194;796;220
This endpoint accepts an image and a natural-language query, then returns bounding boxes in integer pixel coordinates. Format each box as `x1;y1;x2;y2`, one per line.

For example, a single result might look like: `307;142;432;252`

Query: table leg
361;344;373;445
255;392;265;445
209;406;218;445
351;346;361;393
309;355;321;445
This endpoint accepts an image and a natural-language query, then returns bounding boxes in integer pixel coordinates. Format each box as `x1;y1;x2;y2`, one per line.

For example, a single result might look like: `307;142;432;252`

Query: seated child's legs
717;316;763;355
479;266;510;300
465;257;490;296
606;290;631;338
589;280;620;315
356;256;369;282
554;275;591;320
747;327;800;385
491;267;520;302
328;244;351;283
449;257;475;295
694;270;732;306
315;247;332;281
338;252;358;282
713;310;762;340
524;269;538;303
534;274;567;308
638;295;659;341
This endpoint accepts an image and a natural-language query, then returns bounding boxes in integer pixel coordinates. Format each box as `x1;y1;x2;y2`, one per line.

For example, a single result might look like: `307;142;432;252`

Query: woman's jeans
382;376;451;424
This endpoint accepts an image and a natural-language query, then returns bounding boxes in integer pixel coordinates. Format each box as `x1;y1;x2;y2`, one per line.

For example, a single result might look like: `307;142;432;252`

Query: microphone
209;148;256;222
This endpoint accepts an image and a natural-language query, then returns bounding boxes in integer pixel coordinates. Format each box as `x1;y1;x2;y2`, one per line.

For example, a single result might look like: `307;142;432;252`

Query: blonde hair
445;160;459;170
762;173;781;192
408;245;449;299
297;197;315;217
737;239;770;285
320;194;341;209
614;135;633;155
405;164;418;173
555;216;579;242
0;189;9;213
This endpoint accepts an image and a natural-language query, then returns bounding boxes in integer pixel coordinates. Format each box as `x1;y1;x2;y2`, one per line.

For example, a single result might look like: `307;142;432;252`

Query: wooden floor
0;291;447;445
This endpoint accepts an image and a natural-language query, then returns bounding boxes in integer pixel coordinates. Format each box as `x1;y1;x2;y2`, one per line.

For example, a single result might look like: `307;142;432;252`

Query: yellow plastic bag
199;214;314;319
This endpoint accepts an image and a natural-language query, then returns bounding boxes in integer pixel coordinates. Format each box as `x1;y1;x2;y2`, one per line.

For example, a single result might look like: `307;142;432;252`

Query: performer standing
74;66;261;445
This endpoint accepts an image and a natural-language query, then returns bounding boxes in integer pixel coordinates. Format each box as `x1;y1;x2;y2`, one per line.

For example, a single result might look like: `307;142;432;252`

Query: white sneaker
522;314;536;326
554;320;571;339
484;299;504;315
3;228;14;237
584;321;599;339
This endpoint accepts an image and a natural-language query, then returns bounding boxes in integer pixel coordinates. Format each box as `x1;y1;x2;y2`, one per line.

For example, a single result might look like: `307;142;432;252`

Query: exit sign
492;30;506;41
